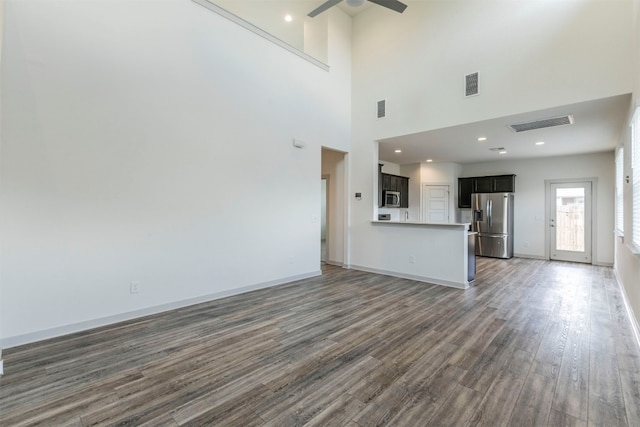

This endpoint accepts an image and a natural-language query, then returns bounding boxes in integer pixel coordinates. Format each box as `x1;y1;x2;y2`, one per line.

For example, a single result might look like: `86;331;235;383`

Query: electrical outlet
130;281;140;294
409;255;416;264
524;242;530;248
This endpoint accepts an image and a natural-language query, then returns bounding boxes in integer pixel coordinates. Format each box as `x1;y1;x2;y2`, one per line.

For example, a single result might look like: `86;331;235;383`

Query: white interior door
549;182;592;263
422;185;449;223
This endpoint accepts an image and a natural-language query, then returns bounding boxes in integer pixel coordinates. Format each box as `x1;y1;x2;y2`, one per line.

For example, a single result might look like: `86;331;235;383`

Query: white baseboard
513;253;547;260
613;268;640;350
0;359;3;376
347;264;468;289
513;253;613;267
593;261;614;267
2;270;321;349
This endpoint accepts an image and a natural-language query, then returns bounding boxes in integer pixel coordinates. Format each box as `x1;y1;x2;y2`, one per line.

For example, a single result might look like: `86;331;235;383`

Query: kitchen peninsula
363;220;475;289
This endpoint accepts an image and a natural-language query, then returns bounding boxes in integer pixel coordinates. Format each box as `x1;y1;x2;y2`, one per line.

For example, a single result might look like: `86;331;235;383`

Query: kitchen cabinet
474;177;494;193
458;178;475;208
379;166;409;208
382;173;394;191
399;177;409;208
493;175;516;192
457;174;515;208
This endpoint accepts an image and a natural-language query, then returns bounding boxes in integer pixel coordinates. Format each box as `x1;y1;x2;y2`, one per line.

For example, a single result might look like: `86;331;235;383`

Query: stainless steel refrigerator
472;193;514;259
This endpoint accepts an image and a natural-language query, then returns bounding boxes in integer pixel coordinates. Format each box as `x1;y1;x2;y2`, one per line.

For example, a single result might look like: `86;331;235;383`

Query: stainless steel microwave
383;191;401;208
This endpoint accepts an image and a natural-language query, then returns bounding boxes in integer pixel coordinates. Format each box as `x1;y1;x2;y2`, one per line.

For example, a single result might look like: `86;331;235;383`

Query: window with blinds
616;147;624;235
632;108;640;250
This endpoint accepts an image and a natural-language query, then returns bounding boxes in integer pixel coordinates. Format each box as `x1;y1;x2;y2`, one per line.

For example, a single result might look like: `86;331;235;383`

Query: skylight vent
508;115;574;133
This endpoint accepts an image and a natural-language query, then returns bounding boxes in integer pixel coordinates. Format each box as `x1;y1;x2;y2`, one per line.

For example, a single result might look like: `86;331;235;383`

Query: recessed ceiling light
477;137;487;141
284;14;293;22
536;141;545;145
394;149;402;153
499;150;507;154
426;159;433;163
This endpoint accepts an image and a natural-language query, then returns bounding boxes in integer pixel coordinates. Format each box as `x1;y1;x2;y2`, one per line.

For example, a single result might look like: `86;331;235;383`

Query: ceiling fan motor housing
308;0;407;17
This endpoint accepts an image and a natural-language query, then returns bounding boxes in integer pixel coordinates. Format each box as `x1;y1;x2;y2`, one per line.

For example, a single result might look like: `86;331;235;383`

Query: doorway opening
321;148;347;267
547;180;593;264
321;177;328;263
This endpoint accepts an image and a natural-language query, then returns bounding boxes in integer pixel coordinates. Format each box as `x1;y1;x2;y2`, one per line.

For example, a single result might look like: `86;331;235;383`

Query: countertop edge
371;220;471;228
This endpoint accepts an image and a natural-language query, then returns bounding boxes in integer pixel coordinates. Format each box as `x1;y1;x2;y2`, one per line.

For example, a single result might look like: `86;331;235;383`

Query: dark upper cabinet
379;171;410;208
493;175;516;192
457;174;515;208
458;178;474;208
399;177;409;208
378;164;384;207
382;173;393;192
474;177;493;193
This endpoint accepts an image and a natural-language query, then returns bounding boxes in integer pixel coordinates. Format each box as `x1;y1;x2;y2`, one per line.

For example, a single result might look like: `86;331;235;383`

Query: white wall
0;0;351;346
352;0;633;139
0;0;4;363
614;0;640;336
379;161;400;175
461;152;615;265
350;0;630;279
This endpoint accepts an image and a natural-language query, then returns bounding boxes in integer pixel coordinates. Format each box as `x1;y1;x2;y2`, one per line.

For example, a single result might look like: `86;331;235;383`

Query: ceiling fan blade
367;0;407;13
308;0;343;17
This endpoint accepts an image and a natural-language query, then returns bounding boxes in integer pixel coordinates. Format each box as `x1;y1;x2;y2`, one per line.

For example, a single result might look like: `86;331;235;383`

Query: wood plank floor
1;257;640;426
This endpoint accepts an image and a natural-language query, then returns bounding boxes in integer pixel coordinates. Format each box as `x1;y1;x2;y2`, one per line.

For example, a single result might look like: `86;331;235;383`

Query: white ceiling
378;94;631;165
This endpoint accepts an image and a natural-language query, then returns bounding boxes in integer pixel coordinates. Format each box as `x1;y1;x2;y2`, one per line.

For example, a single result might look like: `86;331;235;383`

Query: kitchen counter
349;221;476;289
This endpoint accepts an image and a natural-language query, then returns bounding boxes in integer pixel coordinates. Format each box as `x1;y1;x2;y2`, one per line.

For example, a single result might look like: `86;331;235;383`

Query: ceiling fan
308;0;408;18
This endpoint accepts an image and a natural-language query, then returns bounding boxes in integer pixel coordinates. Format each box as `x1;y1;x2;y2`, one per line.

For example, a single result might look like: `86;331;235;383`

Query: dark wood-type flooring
1;257;640;426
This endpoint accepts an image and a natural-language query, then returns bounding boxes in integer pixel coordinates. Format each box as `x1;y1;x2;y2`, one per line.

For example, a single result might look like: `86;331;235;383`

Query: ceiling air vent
508;115;574;133
465;72;479;97
377;99;386;119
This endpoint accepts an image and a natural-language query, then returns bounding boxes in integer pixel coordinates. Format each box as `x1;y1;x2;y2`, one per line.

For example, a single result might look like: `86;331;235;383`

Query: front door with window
549;182;592;263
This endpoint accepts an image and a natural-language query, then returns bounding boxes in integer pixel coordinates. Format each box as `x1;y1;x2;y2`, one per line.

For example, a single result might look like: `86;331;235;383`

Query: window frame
616;147;624;236
615;147;624;237
631;107;640;252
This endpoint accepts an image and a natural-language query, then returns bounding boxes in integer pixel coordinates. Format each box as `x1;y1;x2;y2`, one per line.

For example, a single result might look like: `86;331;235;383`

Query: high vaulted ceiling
207;0;630;167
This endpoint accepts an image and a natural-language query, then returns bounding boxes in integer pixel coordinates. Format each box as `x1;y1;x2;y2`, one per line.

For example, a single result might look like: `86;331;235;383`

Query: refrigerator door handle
487;199;492;228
